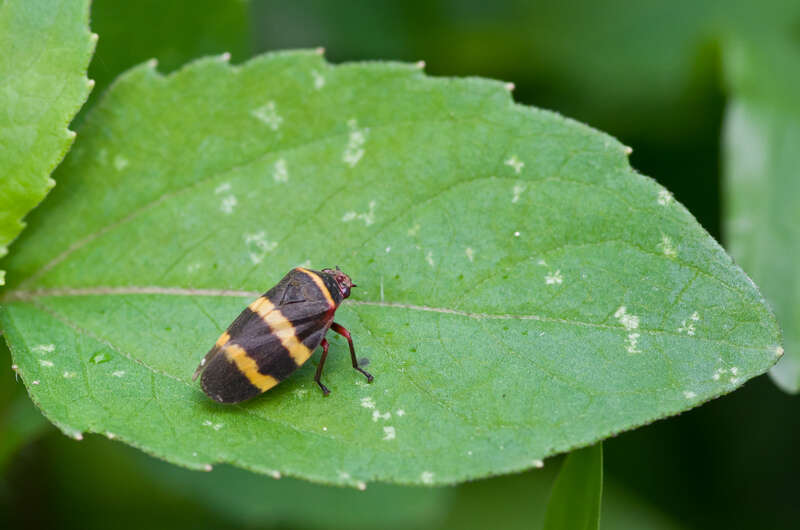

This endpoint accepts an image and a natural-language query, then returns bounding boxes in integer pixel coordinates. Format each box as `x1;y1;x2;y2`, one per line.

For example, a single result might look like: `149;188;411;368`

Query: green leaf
38;431;679;530
722;37;799;392
0;0;95;285
0;51;781;486
543;444;603;530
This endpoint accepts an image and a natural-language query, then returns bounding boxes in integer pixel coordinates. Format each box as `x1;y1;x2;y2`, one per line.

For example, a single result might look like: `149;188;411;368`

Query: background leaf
0;51;781;485
722;36;800;393
78;0;251;125
543;444;603;530
0;341;50;475
1;430;680;530
0;0;94;285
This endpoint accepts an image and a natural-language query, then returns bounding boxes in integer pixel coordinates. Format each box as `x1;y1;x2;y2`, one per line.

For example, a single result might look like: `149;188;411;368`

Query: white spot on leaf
396;409;405;416
342;200;377;226
465;247;474;262
614;306;640;330
311;69;325;90
683;390;697;399
545;270;563;285
615;306;641;353
425;250;435;267
657;189;674;206
512;184;525;203
659;234;678;258
215;182;231;194
505;155;524;174
678;311;700;336
39;360;54;367
343;119;367;167
382;426;396;440
251;101;283;130
360;397;376;409
421;471;434;485
626;333;641;353
244;232;278;264
372;410;391;422
273;158;288;183
33;344;55;354
112;370;125;377
220;195;237;214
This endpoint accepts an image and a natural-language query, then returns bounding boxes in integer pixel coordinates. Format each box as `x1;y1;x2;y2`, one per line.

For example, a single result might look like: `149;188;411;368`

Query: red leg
331;322;373;383
314;338;331;395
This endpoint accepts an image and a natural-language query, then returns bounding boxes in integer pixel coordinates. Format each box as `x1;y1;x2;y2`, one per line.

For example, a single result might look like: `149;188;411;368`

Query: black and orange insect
193;267;373;403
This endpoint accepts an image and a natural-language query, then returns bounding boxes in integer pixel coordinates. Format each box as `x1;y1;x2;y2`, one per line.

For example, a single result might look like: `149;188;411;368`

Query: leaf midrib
0;286;773;352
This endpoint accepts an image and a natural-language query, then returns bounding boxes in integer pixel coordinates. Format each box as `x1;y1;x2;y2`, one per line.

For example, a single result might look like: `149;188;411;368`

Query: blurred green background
2;1;799;528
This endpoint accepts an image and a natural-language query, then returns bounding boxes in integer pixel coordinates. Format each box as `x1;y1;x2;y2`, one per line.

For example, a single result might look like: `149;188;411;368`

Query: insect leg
315;338;331;396
331;322;374;383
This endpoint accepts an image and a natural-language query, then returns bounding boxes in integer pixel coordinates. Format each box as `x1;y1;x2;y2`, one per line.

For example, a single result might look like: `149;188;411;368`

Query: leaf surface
0;51;781;485
0;0;94;285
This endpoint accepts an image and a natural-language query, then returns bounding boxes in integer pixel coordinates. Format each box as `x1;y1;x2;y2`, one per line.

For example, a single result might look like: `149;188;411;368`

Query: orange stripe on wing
223;344;280;391
247;296;314;366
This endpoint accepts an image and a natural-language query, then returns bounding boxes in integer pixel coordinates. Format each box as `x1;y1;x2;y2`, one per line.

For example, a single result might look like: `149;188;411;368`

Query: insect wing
195;268;337;403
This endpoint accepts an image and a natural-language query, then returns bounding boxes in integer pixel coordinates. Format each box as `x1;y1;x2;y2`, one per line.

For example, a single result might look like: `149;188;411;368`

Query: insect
193;267;373;403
